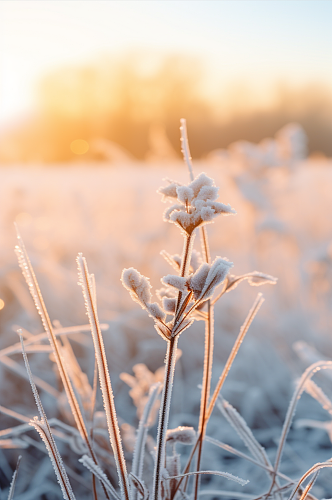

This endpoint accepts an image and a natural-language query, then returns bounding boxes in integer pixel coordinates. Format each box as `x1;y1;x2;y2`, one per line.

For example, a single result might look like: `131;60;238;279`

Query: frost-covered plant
121;121;277;500
10;120;286;500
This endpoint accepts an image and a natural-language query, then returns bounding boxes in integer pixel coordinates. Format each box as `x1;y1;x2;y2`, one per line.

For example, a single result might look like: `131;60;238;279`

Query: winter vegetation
1;120;332;500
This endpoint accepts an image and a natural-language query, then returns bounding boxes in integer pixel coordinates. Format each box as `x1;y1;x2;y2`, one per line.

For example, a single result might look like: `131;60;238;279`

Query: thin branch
152;336;179;500
207;293;264;420
77;255;130;500
7;455;22;500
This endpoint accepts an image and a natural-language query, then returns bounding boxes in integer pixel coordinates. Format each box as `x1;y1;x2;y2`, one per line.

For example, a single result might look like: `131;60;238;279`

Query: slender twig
298;472;319;500
168;469;248;486
131;382;161;500
152;336;179;500
193;298;213;499
7;455;22;500
205;436;291;482
77;255;130;500
153;225;195;500
207;293;264;421
180;119;215;499
288;463;332;500
180;118;194;181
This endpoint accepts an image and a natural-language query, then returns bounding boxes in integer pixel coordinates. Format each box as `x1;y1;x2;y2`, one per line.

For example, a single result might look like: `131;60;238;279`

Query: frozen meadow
1;130;332;499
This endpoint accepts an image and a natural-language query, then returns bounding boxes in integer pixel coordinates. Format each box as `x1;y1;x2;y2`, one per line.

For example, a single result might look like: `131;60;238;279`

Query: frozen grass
1;123;332;499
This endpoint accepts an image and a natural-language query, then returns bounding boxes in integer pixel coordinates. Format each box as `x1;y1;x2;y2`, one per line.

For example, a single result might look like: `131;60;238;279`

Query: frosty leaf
211;201;237;216
225;272;278;293
162;297;177;313
247;272;277;286
129;473;149;500
167;470;249;487
158;182;181;202
176;186;194;204
79;455;120;500
121;268;152;307
200;206;216;221
188;173;214;197
166;426;196;445
163;204;184;221
147;302;166;322
172;318;194;337
161;250;201;274
160;251;181;271
162;275;188;292
196;185;219;201
155;323;172;341
189;263;210;300
198;258;233;301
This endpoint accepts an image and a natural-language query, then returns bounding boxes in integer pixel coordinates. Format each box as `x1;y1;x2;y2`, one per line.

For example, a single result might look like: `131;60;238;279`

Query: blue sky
1;1;331;123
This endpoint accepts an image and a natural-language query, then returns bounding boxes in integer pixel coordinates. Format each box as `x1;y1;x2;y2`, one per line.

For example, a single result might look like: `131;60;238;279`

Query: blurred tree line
1;54;332;163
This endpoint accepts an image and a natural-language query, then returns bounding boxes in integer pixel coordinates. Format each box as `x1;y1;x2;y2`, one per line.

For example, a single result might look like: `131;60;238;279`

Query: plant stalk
153;231;194;500
193;225;212;500
152;336;179;500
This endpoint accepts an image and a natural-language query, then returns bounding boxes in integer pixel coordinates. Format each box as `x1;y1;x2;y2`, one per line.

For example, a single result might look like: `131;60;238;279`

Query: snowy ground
1;158;332;498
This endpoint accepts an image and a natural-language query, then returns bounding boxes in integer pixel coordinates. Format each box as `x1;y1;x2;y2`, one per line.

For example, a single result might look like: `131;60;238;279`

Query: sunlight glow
70;139;89;155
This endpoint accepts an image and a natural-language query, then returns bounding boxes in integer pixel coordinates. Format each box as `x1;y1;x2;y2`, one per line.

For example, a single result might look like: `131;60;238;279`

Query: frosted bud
158;182;180;202
189;263;210;300
176;186;194;204
121;268;152;306
147;302;166;322
196;185;219;201
162;297;177;313
166;426;196;445
188;173;213;197
162;275;188;292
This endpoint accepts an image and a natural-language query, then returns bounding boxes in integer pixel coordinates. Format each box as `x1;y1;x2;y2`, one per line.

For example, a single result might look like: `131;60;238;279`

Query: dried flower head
158;173;236;235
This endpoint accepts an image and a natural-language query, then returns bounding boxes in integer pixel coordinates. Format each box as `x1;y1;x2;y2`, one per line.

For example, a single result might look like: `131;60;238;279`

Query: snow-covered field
1;156;332;498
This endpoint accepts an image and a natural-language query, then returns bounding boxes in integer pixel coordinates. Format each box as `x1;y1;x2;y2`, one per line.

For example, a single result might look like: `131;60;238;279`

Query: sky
1;0;332;125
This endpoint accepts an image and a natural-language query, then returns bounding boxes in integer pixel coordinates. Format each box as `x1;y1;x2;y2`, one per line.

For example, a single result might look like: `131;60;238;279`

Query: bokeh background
1;2;332;499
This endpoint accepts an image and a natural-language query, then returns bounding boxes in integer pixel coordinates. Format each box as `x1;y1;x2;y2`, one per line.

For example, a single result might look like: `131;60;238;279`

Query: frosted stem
193;300;214;500
77;255;130;500
131;383;161;500
180;118;194;181
152;336;179;500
